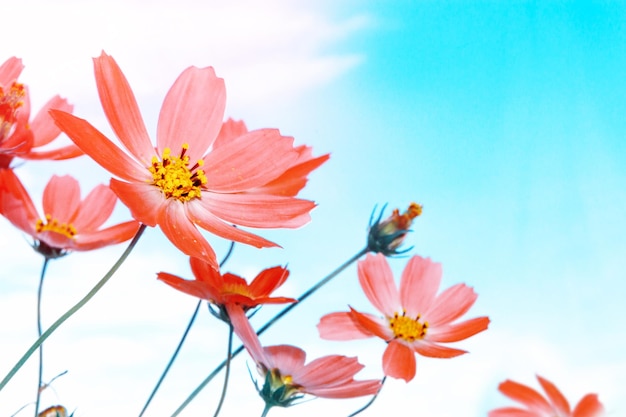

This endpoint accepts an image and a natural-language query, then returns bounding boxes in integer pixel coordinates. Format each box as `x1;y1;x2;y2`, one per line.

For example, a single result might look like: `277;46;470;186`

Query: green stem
347;376;386;417
34;257;50;417
211;324;233;417
0;224;147;393
260;403;272;417
138;241;235;417
170;247;370;416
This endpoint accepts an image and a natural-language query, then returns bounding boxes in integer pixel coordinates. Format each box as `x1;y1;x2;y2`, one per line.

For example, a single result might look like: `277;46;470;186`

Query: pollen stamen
388;310;428;342
35;214;77;239
149;144;207;202
0;82;26;140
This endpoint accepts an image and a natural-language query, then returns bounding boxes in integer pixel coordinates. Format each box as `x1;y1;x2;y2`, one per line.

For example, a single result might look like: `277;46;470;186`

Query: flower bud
367;202;422;255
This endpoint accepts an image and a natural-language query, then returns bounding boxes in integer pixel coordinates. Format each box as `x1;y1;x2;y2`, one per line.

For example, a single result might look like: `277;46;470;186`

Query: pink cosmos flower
317;253;490;382
0;168;140;258
228;306;381;409
0;57;80;168
50;52;325;269
489;375;605;417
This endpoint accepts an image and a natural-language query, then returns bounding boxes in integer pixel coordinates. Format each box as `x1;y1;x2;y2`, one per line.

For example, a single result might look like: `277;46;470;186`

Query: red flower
157;257;295;320
0;57;80;168
317;253;490;382
0;168;140;258
489;375;605;417
228;306;381;409
50;52;325;269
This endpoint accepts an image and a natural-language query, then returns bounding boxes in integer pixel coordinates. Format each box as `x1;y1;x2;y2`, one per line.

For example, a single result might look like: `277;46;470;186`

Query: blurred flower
0;56;80;168
367;202;422;255
229;306;381;411
50;52;325;269
0;169;140;258
318;253;490;382
489;375;605;417
157;257;295;322
38;405;68;417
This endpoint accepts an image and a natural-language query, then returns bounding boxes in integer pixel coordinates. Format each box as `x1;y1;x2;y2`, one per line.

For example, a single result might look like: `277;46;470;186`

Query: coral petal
383;340;416;382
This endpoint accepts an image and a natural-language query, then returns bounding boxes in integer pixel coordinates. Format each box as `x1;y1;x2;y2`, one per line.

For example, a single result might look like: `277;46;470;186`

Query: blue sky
1;1;625;416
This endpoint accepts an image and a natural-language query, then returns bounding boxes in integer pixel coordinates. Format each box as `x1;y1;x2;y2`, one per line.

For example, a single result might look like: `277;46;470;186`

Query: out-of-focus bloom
50;52;326;269
367;202;422;255
38;405;68;417
157;257;295;322
214;118;330;197
229;306;381;411
489;375;605;417
0;57;80;168
0;169;140;258
318;253;490;382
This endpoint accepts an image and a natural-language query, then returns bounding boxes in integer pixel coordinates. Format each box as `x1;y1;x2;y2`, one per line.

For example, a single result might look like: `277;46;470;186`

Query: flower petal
248;266;289;298
72;220;139;250
200;192;314;228
295;355;363;387
427;316;490;343
29;95;73;147
382;340;416;382
0;169;39;235
497;379;553;414
50;110;149;182
227;304;268;366
317;312;374;340
412;340;468;358
93;52;154;166
572;393;605;417
357;253;400;317
424;283;478;326
488;407;539;417
204;128;298;192
213;118;248;149
157;66;225;161
109;179;164;226
158;200;218;268
157;271;219;301
348;307;394;341
42;175;80;223
400;255;442;318
537;375;571;416
71;184;117;230
263;345;307;376
305;379;381;399
0;57;23;85
186;200;279;248
22;145;83;161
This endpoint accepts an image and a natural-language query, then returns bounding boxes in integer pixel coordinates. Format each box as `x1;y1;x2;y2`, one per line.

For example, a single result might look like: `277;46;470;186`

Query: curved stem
170;247;369;416
347;376;386;417
211;324;233;417
0;224;147;394
260;403;272;417
138;241;236;417
34;257;50;417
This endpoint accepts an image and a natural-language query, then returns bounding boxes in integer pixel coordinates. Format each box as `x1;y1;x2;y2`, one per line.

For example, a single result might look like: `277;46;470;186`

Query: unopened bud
367;202;422;255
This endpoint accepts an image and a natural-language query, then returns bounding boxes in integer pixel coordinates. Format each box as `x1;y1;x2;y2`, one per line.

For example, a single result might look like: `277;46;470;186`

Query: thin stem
170;247;370;416
347;376;386;417
211;324;233;417
34;257;50;417
0;224;147;394
260;403;272;417
138;241;236;417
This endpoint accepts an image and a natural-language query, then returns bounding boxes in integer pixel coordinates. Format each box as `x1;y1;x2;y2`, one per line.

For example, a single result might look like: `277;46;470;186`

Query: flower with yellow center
318;253;490;382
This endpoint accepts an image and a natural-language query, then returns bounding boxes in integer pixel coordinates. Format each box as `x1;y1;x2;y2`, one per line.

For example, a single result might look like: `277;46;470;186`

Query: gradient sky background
1;1;625;416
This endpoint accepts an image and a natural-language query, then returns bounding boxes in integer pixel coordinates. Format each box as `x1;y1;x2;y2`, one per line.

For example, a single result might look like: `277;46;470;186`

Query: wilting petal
383;340;416;382
93;52;154;165
400;255;442;318
157;66;226;161
358;253;400;317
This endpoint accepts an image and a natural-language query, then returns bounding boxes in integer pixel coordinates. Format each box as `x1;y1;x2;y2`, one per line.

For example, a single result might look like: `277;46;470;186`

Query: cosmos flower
317;253;490;382
489;375;605;417
0;168;140;258
228;306;381;411
0;56;80;168
50;52;324;268
157;257;295;322
367;202;422;255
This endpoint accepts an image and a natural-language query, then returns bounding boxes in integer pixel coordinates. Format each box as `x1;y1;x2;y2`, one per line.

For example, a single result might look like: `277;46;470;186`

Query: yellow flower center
222;282;252;298
35;214;77;239
0;82;26;140
149;144;207;202
389;311;428;342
